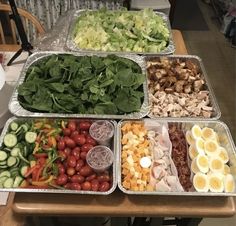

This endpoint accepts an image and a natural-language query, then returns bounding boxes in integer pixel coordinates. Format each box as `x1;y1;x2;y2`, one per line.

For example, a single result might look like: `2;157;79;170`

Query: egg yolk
195;177;206;189
199;156;208;167
205;141;217;152
202;128;213;139
210;177;221;189
212;159;223;170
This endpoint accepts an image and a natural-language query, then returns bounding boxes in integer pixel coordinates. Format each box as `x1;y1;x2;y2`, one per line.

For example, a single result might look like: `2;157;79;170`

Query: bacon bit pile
169;123;192;191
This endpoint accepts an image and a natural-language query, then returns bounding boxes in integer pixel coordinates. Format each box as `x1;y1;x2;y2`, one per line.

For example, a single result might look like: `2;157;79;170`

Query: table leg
176;218;202;226
131;217;164;226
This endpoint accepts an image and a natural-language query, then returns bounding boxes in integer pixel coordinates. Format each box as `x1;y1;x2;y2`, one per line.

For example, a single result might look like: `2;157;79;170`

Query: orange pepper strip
31;175;54;186
48;136;57;148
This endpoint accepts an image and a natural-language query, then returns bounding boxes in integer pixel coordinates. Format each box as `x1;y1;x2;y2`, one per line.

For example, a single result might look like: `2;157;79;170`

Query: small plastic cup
89;120;114;146
86;145;114;173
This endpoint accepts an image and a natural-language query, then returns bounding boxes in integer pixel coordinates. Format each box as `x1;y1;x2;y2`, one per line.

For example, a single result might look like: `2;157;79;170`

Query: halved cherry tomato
99;182;110;192
73;134;86;146
75;159;85;171
65;138;76;148
57;140;65;150
68;121;77;132
67;155;77;168
63;128;71;136
79;121;91;130
81;143;94;152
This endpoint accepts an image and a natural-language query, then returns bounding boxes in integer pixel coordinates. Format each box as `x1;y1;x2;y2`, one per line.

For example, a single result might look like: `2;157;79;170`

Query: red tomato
65;138;76;148
56;174;68;185
71;175;83;183
79;165;93;177
80;130;88;136
71;147;80;160
86;137;97;146
71;183;81;191
57;140;65;150
68;121;77;132
97;174;110;182
99;182;110;192
67;167;75;176
55;135;61;142
80;151;87;160
81;143;94;153
73;134;86;146
67;156;77;168
70;131;79;139
91;179;99;191
63;128;71;136
63;147;71;156
79;121;91;130
86;174;97;182
75;159;85;171
58;151;67;160
58;165;65;175
82;181;91;191
64;183;72;189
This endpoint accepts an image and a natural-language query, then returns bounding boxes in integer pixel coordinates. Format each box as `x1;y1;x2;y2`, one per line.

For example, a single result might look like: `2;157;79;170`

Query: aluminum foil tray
146;55;221;120
117;119;236;196
9;51;149;119
0;117;117;195
66;10;175;55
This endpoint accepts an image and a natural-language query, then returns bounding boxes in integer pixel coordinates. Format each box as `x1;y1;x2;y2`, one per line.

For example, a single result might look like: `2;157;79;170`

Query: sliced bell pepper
31;175;54;186
34;153;48;159
24;165;40;178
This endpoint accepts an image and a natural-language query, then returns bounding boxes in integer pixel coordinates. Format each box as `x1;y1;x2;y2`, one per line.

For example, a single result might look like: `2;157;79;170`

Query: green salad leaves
18;54;145;115
73;8;170;53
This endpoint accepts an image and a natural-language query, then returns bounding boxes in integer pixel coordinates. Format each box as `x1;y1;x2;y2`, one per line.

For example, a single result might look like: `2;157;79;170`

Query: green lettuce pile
73;8;170;53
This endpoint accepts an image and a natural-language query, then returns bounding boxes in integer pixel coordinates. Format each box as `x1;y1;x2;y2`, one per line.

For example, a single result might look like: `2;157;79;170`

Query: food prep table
0;30;235;226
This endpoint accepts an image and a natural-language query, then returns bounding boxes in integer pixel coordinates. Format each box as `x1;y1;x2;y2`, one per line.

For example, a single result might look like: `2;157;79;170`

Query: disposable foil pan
0;117;117;195
9;51;149;119
66;10;175;55
117;119;236;196
146;55;221;120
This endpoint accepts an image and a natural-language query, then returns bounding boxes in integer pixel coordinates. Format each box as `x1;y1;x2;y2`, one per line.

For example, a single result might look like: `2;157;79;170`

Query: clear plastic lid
86;145;114;172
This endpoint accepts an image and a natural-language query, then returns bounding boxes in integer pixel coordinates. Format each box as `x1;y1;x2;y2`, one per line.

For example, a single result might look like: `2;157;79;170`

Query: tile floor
182;1;236;225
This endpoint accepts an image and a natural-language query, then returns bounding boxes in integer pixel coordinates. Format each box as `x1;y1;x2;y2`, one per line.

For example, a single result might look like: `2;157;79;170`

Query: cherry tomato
82;181;91;191
81;143;94;153
80;130;88;136
55;135;61;142
67;155;77;168
58;165;65;175
79;165;93;177
91;179;99;191
56;174;68;185
71;147;80;160
71;183;81;191
79;121;91;130
58;151;67;160
99;182;110;192
63;128;71;136
70;131;79;139
64;183;72;189
67;167;75;176
57;140;66;150
68;121;77;132
73;134;86;146
86;137;97;146
86;174;96;182
80;151;87;160
63;147;71;157
71;175;83;183
65;138;76;149
75;159;85;171
97;174;110;182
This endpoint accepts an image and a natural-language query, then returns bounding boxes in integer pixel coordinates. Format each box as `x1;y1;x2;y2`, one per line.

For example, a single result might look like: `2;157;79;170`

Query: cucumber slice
0;165;8;169
7;156;17;167
18;151;29;164
0;161;7;166
20;166;29;178
3;147;12;152
13;176;23;188
10;122;19;131
4;134;17;148
0;171;11;178
0;151;7;161
3;177;14;188
11;147;20;157
25;132;37;144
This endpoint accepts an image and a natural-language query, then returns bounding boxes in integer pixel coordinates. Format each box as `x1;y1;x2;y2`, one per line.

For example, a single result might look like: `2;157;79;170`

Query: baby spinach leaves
18;54;145;115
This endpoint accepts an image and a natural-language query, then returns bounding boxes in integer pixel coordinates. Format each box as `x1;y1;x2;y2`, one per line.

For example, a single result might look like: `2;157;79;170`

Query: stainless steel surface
66;10;175;55
9;51;149;119
146;55;221;120
117;119;236;196
0;117;117;195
